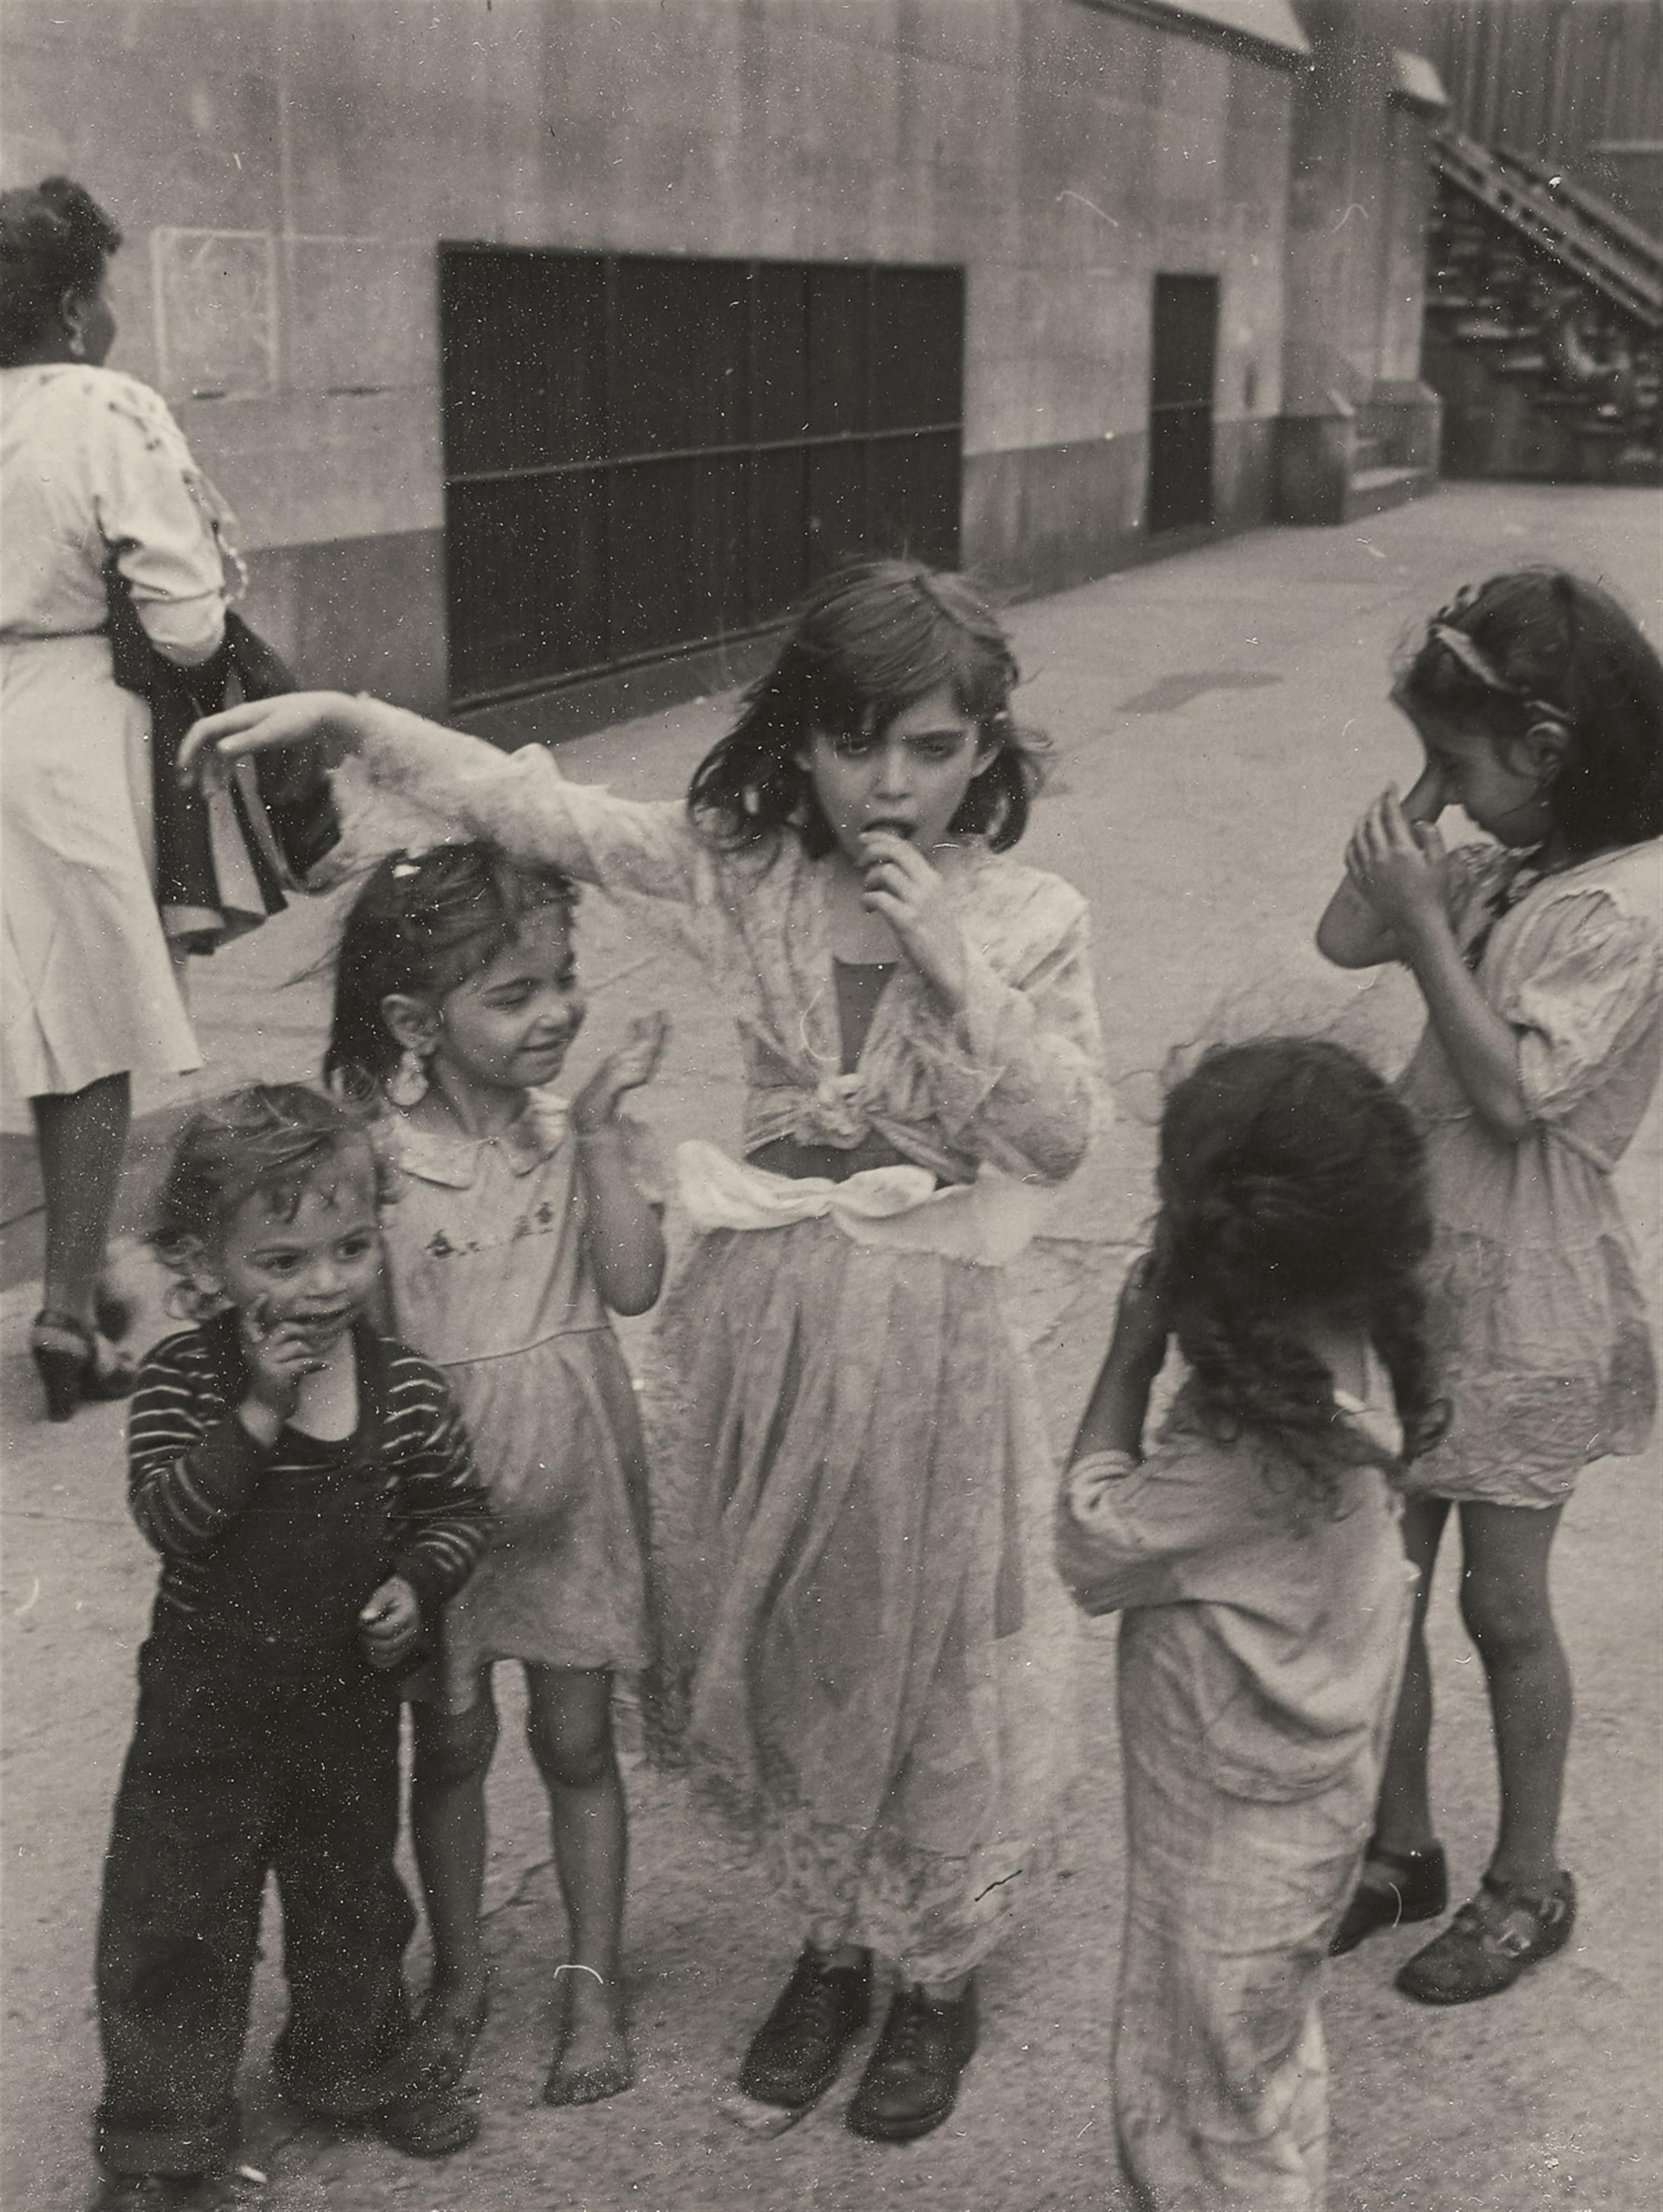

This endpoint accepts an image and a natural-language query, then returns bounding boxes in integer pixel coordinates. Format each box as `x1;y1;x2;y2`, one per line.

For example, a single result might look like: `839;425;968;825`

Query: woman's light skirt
2;635;199;1104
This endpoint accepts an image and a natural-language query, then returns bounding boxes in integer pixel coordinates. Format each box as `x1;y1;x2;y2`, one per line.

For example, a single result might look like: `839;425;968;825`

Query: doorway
1147;274;1218;535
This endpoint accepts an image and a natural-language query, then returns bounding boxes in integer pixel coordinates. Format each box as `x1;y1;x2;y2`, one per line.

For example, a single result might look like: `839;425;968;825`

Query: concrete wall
6;0;1301;717
1275;0;1445;517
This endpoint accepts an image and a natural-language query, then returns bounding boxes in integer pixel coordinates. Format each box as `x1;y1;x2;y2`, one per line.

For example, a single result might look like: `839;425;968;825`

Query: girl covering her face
1317;568;1663;2008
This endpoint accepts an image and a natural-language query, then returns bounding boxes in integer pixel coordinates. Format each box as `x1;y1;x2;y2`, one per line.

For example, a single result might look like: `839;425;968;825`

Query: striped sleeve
380;1348;494;1611
125;1332;270;1559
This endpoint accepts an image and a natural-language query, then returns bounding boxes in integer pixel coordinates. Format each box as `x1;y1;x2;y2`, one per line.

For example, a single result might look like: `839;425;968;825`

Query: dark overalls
95;1339;417;2179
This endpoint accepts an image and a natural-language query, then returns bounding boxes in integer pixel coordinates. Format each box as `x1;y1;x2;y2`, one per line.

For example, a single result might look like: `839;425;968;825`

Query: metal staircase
1424;133;1662;481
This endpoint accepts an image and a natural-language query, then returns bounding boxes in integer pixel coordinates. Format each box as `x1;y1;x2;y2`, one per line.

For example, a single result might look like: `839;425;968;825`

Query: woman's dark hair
149;1083;390;1293
0;176;121;365
687;557;1045;856
325;840;579;1102
1151;1038;1445;1506
1394;569;1663;860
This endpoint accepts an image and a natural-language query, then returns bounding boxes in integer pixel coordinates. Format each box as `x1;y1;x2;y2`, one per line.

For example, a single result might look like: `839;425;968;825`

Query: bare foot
408;1965;491;2092
543;1967;632;2107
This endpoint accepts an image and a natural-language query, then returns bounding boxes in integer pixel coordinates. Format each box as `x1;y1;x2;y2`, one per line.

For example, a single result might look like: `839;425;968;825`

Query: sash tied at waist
675;1138;1054;1267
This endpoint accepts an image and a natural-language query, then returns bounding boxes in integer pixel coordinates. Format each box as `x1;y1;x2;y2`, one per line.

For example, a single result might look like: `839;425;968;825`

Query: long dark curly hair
325;839;579;1102
0;176;121;364
687;557;1045;856
1151;1038;1445;1506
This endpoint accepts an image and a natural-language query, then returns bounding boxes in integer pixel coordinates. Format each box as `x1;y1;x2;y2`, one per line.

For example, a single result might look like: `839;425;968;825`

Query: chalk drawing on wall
150;228;278;400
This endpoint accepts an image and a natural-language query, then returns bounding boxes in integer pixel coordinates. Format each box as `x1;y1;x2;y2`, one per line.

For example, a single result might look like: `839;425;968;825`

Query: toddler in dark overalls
91;1085;493;2209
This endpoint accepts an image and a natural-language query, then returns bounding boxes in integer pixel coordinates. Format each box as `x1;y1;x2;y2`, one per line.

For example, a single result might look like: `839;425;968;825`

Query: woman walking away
2;177;235;1417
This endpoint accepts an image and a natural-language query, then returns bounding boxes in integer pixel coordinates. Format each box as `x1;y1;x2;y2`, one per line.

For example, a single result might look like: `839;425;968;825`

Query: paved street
3;481;1658;2210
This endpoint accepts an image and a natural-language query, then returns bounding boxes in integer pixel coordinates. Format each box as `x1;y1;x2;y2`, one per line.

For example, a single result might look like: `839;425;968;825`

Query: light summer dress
1;365;229;1105
1398;838;1660;1505
379;1089;660;1700
353;713;1105;1982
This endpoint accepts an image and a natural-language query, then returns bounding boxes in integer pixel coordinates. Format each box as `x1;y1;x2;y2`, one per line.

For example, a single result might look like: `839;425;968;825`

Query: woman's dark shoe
846;1978;978;2143
1330;1838;1448;1956
31;1309;137;1421
94;1279;137;1343
1395;1870;1576;2005
738;1946;872;2112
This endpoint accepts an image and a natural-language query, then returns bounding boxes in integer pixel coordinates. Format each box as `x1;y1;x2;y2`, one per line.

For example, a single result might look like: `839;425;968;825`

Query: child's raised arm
1067;1254;1167;1469
569;1012;670;1316
1317;763;1450;969
181;692;709;908
1346;789;1535;1140
127;1336;276;1559
907;881;1102;1185
1054;1262;1265;1619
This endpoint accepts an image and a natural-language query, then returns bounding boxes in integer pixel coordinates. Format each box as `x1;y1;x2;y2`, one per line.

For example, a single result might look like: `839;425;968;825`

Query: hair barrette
1427;623;1517;695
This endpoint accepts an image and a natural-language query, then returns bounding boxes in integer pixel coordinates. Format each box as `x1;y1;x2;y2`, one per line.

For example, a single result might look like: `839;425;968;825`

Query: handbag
106;573;341;954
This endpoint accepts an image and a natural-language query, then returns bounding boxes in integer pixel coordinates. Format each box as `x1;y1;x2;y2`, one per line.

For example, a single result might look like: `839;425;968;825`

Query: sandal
1330;1837;1447;1956
377;2080;480;2157
1395;1870;1577;2005
31;1309;137;1422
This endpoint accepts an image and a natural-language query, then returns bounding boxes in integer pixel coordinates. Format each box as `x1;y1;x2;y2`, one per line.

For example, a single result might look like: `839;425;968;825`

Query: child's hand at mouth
857;821;916;866
238;1296;335;1436
856;830;969;1013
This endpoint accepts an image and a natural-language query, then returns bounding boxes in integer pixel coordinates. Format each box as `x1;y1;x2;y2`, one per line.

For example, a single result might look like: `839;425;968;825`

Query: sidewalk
3;482;1659;2211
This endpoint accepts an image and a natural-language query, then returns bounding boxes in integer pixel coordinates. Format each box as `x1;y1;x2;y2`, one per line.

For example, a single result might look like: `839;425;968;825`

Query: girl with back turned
1058;1038;1442;2210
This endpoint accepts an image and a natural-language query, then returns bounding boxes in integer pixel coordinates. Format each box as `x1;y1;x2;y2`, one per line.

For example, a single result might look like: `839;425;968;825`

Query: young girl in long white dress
328;841;668;2111
184;558;1103;2143
1318;569;1662;2004
1057;1038;1443;2211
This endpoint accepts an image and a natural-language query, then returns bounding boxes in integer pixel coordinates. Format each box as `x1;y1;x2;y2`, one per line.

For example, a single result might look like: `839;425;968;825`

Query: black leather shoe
846;1978;978;2143
1330;1839;1448;1956
738;1946;872;2111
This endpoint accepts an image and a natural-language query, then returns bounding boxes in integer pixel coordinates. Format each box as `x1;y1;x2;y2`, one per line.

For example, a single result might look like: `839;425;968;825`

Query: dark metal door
1147;274;1218;535
440;249;964;710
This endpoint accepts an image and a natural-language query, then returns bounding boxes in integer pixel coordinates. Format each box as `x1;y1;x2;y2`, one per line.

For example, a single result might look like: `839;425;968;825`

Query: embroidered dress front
380;1089;660;1697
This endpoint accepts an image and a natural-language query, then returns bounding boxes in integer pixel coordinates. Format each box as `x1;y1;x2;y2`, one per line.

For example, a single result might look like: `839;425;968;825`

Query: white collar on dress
388;1088;569;1190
